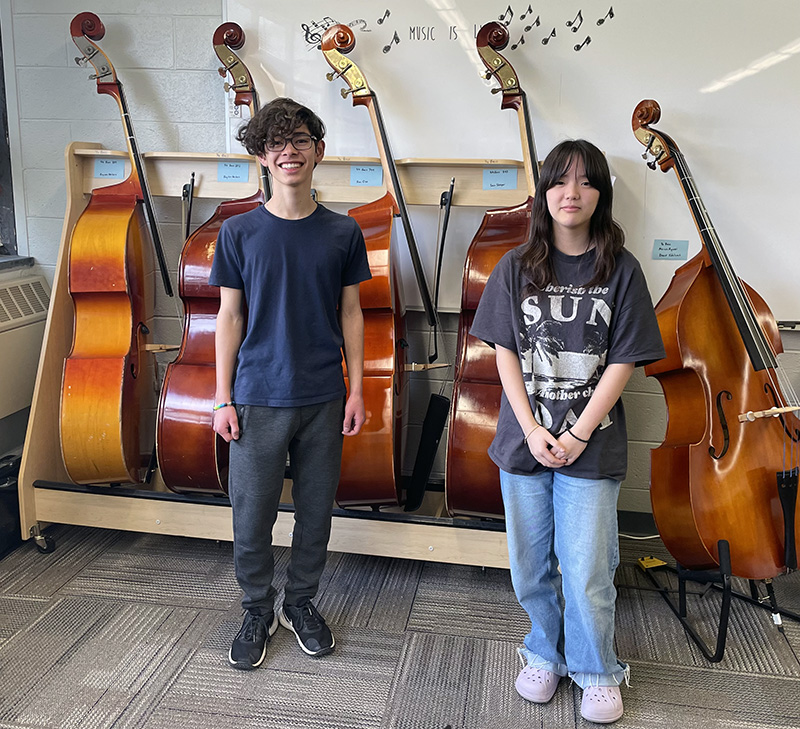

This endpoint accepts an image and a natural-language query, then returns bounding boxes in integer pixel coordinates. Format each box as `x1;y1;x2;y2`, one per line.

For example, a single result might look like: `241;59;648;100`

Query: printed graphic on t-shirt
519;282;613;432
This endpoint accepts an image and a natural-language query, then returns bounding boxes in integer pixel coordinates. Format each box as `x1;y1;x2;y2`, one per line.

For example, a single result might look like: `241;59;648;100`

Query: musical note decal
519;4;534;20
541;27;556;45
383;30;400;53
301;22;322;46
377;9;390;25
524;15;541;32
574;35;591;51
349;18;370;32
566;10;583;32
498;5;514;26
511;35;526;51
597;7;614;25
301;17;338;50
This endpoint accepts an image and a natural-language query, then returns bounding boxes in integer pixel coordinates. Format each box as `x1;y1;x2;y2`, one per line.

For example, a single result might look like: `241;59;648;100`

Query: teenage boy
210;97;370;670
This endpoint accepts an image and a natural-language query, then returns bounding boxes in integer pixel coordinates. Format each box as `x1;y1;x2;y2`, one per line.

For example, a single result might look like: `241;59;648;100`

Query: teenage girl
471;139;665;724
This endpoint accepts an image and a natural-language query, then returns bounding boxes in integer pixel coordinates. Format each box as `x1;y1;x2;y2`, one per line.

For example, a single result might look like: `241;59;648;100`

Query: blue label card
483;168;518;190
217;161;250;183
93;158;125;179
350;165;383;187
652;239;689;260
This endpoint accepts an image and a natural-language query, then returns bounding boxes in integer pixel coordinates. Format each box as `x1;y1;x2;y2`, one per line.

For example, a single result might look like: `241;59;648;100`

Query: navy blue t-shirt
209;203;372;407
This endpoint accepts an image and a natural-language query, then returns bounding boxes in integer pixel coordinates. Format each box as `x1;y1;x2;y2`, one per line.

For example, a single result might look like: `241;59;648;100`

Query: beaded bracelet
566;427;591;444
212;401;236;412
523;423;541;444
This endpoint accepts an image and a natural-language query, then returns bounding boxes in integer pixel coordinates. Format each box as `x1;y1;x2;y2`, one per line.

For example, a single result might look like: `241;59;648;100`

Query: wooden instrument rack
18;143;525;568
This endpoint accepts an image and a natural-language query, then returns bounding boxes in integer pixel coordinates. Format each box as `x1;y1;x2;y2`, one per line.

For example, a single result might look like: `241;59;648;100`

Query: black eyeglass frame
265;134;319;152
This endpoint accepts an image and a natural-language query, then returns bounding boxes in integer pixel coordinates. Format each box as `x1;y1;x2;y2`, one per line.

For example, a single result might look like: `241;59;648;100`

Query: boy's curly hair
235;97;326;156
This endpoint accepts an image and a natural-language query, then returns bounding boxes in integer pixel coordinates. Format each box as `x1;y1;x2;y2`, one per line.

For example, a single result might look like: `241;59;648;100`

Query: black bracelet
566;427;591;444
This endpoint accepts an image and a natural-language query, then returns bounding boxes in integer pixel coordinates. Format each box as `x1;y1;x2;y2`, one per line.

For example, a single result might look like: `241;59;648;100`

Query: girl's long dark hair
520;139;624;291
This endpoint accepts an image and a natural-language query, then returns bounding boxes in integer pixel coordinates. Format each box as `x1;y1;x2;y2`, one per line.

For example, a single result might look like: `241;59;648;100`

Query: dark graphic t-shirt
470;245;665;481
209;204;372;407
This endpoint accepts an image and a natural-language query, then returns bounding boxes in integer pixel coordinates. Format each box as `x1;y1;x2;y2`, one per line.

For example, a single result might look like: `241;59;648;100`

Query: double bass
320;25;437;507
61;13;173;484
633;99;799;580
156;23;268;494
445;22;540;518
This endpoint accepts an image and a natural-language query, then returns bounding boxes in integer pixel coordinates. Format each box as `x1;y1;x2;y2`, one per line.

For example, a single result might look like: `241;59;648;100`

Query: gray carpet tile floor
0;523;799;728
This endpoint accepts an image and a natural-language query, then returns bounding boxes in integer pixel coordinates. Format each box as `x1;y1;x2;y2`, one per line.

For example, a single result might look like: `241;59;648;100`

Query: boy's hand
213;407;240;442
342;393;366;436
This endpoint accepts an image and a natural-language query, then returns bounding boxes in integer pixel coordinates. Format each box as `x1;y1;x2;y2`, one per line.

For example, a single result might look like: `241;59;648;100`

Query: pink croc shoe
581;685;624;724
514;665;560;703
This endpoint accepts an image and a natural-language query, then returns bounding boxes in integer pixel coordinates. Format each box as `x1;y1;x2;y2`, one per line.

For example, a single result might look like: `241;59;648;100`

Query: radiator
0;276;50;420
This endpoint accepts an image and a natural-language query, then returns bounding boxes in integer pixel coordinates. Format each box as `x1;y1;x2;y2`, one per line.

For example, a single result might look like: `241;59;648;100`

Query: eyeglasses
266;134;318;152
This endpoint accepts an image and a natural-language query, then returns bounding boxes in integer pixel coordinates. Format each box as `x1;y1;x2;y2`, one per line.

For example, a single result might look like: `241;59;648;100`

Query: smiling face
545;156;600;241
256;123;325;192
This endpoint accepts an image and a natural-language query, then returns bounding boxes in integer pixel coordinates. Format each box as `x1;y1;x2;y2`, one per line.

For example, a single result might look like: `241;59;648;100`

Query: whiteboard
226;0;800;319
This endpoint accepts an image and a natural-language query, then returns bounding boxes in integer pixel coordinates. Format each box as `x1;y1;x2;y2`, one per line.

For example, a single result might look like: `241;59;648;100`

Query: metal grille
0;276;50;332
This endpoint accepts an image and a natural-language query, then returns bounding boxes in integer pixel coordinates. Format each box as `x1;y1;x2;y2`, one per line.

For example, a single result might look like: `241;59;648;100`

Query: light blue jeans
500;468;628;688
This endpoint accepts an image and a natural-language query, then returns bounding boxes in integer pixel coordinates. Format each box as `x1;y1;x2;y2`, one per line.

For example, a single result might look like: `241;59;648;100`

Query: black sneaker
279;601;335;657
228;610;278;670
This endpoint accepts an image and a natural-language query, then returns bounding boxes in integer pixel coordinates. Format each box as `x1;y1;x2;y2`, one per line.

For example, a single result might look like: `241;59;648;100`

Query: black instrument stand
638;539;800;662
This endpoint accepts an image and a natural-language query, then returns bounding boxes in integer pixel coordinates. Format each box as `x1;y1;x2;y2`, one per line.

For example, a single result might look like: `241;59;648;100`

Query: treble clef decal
302;22;322;46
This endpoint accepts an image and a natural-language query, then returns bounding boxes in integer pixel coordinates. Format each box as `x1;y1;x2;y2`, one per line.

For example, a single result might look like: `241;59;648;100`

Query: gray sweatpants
228;398;344;613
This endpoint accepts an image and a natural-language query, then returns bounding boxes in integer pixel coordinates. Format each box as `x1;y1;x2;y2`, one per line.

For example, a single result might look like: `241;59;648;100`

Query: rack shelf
73;146;528;207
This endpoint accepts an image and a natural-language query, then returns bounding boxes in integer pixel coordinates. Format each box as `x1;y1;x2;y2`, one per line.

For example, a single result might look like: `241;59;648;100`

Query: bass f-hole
709;390;731;460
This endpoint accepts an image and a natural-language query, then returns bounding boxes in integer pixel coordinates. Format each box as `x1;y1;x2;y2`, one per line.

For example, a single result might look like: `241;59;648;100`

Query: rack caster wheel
34;534;55;553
